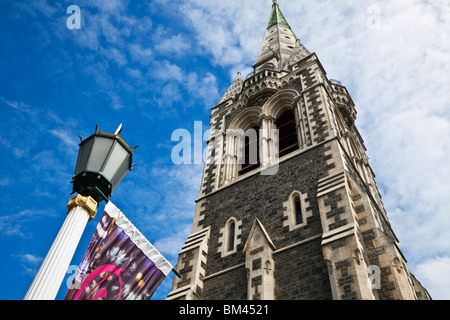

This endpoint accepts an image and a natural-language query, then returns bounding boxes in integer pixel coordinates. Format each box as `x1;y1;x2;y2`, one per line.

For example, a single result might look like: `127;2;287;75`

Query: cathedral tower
167;2;430;300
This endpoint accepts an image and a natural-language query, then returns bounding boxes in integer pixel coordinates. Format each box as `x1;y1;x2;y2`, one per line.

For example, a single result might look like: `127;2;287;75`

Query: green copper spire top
267;1;290;29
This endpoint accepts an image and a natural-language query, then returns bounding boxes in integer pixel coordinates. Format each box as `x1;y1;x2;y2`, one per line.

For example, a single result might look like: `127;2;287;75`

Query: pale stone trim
218;217;242;257
282;190;311;231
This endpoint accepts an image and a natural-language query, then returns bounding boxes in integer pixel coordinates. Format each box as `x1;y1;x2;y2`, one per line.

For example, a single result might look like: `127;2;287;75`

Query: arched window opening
276;109;299;157
238;126;260;176
228;222;236;252
283;191;309;231
294;195;302;225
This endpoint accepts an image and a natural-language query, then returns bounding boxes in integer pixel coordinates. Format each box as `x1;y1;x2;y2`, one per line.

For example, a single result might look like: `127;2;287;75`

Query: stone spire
218;72;243;104
267;0;290;29
253;1;310;72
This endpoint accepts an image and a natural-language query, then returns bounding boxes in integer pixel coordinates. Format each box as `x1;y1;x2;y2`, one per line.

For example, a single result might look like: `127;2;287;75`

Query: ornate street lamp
24;124;136;300
72;124;137;203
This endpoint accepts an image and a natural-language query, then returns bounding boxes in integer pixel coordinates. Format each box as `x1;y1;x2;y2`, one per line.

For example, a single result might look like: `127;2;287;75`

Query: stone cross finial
264;260;273;275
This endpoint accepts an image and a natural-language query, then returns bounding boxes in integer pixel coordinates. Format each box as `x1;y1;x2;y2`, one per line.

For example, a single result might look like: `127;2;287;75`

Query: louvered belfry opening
276;109;299;158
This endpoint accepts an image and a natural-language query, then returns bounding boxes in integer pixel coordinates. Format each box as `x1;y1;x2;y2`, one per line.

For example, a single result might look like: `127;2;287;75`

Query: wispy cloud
155;34;191;57
49;129;79;149
0;209;55;238
179;0;264;67
128;43;153;65
14;253;44;276
100;47;128;67
415;256;450;300
186;72;219;109
1;97;31;112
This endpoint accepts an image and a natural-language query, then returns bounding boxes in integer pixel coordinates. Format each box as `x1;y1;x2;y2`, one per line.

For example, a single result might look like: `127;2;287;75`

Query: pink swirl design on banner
73;264;125;300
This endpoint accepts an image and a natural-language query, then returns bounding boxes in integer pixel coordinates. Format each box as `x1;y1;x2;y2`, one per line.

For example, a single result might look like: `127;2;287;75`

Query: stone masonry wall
274;237;332;299
197;141;335;299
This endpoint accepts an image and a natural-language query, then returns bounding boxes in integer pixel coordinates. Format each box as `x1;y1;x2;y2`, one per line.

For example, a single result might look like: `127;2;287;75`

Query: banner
65;201;173;300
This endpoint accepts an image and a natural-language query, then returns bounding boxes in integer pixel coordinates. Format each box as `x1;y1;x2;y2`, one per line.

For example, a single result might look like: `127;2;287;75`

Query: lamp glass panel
101;142;129;181
87;137;114;173
75;137;94;175
110;153;131;191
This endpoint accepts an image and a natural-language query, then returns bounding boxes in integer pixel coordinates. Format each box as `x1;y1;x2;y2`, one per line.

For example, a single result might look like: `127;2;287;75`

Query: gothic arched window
238;126;261;176
275;109;299;157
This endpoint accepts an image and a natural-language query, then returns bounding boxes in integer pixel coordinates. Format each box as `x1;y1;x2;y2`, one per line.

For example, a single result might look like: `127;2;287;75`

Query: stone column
24;195;97;300
260;115;277;167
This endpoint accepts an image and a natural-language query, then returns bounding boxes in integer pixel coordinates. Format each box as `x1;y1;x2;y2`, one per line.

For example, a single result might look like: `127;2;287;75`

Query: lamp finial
114;123;123;136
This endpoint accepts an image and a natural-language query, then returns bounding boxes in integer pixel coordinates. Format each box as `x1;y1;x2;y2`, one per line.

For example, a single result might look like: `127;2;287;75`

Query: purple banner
65;202;172;300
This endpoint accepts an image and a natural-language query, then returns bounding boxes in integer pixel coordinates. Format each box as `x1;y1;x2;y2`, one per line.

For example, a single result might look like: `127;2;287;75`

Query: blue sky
1;0;450;300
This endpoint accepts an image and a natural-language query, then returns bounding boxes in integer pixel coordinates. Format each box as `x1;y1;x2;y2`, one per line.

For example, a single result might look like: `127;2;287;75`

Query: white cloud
31;150;70;184
125;67;142;79
149;60;220;110
0;136;27;159
73;27;100;51
159;82;182;109
19;253;43;265
148;164;203;257
100;47;128;66
49;129;78;149
0;209;55;238
0;96;34;115
128;43;153;64
0;177;13;186
15;0;60;18
90;0;127;14
179;0;265;66
152;60;184;82
155;34;191;56
154;225;192;257
15;253;44;276
415;256;450;300
186;72;220;109
0;98;79;163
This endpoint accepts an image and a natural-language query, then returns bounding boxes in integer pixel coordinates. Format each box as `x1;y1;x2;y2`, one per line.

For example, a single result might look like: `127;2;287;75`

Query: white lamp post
24;125;136;300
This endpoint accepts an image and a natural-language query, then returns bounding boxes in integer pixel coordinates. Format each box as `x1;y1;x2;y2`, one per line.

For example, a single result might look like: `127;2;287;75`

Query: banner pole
172;268;182;279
